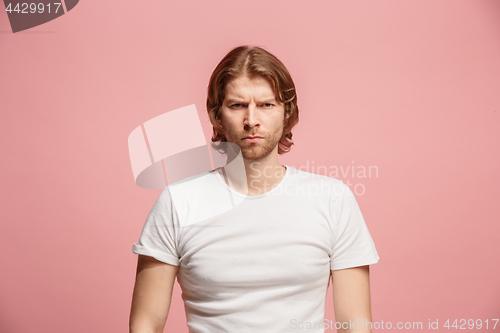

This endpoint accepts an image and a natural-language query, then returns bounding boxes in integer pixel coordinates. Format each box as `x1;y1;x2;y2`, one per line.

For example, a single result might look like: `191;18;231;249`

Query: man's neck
219;157;287;196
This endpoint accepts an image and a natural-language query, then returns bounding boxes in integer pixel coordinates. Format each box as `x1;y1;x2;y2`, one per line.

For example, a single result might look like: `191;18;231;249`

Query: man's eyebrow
225;98;277;104
225;98;243;104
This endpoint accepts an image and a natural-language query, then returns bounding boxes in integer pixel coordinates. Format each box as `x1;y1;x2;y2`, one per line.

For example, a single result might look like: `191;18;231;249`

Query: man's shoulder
162;169;234;225
285;166;349;198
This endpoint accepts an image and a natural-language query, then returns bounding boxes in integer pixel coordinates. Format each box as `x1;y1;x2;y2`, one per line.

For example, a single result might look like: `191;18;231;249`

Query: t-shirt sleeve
330;182;380;270
132;187;180;266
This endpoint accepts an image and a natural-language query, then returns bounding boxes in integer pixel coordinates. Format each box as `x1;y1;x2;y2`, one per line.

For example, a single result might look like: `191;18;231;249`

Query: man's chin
240;145;277;161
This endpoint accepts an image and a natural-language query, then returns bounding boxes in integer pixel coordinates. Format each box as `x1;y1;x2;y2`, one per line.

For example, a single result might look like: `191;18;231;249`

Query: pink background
1;0;499;332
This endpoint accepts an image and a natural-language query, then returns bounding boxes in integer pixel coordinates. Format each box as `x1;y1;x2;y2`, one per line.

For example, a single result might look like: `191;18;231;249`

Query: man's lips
242;136;264;143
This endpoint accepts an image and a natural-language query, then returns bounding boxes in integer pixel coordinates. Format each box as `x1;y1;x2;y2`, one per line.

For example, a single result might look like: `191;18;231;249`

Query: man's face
218;75;286;161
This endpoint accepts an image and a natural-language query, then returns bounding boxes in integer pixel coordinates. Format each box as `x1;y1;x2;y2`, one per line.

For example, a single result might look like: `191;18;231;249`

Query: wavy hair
207;45;300;154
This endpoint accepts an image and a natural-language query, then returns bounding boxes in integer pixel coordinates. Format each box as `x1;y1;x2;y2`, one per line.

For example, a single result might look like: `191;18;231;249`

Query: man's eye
231;104;242;108
263;103;273;108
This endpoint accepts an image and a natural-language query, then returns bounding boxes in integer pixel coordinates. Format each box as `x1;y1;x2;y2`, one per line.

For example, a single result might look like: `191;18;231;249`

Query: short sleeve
132;187;180;266
330;183;380;270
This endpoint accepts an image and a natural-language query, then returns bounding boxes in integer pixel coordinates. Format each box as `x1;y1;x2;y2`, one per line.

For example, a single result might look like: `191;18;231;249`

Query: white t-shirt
132;165;379;333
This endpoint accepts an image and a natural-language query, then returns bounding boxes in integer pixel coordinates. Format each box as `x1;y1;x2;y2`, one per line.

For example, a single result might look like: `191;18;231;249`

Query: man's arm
130;255;179;333
331;265;373;333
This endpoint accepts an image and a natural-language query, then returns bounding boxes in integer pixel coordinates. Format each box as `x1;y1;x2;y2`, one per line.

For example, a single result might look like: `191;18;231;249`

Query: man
130;46;379;333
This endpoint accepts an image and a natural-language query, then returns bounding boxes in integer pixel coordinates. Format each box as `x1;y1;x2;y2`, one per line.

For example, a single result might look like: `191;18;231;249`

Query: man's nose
244;103;260;128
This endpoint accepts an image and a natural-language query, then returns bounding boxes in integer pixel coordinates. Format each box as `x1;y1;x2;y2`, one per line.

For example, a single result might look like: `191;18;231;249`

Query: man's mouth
242;136;263;143
242;136;263;139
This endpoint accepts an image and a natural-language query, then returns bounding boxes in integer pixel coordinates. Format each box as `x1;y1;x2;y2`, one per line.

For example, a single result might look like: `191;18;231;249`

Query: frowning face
218;75;286;161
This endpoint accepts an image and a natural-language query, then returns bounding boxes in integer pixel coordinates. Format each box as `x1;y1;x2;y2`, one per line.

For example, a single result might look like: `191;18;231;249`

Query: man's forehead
224;77;277;100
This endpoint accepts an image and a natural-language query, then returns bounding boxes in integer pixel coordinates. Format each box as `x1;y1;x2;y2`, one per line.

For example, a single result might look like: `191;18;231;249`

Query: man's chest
176;203;333;297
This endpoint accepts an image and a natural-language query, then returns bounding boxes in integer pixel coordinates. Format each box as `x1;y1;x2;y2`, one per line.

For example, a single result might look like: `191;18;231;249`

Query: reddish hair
207;45;300;154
